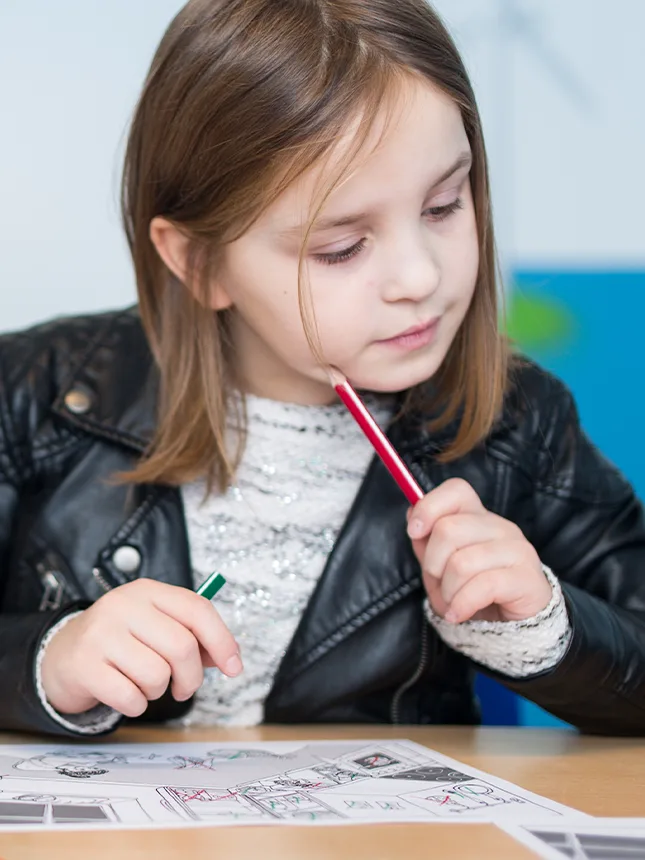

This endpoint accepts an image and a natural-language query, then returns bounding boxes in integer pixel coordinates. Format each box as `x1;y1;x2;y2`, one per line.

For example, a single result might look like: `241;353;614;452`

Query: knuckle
93;590;117;613
145;681;169;702
449;551;470;579
146;666;171;700
450;477;481;507
478;576;496;602
127;578;162;597
449;477;472;495
434;517;457;542
173;665;204;700
183;672;204;699
127;578;157;597
98;585;133;613
522;540;541;564
119;688;147;718
169;634;199;665
82;623;108;653
505;520;524;540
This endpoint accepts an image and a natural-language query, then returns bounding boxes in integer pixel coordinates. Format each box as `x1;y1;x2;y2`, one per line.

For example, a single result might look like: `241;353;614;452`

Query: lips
381;318;440;342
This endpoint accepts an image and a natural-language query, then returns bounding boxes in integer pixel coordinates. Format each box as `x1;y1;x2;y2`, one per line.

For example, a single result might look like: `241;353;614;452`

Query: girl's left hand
407;478;552;624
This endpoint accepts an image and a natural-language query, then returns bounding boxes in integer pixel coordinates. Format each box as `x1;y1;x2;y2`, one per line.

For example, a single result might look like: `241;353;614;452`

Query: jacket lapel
267;442;429;698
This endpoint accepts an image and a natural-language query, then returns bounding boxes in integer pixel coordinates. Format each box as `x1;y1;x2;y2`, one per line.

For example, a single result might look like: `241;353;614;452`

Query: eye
313;238;367;266
424;198;464;222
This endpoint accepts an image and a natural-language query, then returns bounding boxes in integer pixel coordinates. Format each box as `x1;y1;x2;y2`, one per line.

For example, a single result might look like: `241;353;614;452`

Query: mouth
378;317;441;350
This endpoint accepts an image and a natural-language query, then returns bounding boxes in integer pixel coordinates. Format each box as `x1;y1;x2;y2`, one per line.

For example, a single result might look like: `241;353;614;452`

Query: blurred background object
1;0;643;726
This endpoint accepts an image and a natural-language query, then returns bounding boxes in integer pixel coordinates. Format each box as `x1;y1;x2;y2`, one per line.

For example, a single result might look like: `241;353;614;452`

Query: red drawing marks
328;368;424;505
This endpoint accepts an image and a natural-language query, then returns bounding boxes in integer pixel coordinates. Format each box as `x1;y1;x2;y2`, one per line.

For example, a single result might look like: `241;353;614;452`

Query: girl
1;0;644;738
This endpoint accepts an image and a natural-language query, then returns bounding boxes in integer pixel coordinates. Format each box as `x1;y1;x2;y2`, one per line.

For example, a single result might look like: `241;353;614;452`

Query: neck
240;376;339;407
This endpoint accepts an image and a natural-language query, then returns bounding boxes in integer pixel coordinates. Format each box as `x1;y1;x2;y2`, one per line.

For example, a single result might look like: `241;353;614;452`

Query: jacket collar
51;308;158;453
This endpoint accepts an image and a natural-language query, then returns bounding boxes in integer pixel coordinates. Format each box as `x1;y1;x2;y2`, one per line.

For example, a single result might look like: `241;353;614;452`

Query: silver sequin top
178;393;394;726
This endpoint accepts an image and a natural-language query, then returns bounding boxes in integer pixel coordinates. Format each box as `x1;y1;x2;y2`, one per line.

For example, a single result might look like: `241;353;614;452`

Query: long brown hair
121;0;508;491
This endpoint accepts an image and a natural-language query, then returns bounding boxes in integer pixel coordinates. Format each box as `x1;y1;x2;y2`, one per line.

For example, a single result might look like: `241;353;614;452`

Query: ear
149;217;233;311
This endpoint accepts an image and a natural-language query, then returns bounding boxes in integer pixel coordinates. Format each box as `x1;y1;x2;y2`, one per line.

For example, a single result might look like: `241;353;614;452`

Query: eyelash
428;197;464;222
314;198;464;266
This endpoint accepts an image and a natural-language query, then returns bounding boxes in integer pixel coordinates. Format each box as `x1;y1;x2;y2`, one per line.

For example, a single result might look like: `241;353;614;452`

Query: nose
380;231;441;304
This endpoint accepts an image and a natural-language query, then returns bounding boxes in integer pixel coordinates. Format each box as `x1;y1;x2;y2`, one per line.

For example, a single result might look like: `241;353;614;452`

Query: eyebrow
279;151;473;237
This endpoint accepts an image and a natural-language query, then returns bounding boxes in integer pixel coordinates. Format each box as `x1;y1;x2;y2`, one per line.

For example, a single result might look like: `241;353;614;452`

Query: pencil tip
326;365;346;389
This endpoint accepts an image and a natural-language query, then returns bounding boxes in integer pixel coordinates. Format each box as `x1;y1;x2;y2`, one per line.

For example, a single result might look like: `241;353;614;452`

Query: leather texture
1;308;644;736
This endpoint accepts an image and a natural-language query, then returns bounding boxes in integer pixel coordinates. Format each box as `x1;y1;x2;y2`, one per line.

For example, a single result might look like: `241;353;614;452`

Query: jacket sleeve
488;378;645;735
0;336;119;737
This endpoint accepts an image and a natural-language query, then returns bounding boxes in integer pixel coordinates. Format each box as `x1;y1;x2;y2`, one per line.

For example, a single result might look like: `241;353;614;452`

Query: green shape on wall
503;287;576;354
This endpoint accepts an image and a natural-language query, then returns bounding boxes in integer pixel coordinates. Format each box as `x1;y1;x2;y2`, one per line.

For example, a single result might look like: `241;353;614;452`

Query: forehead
258;76;469;234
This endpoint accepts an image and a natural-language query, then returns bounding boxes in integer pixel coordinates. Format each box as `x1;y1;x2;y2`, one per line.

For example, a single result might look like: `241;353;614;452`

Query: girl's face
215;77;479;404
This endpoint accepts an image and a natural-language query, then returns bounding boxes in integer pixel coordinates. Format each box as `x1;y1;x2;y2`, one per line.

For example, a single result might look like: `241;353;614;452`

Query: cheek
463;234;480;298
447;210;479;303
463;193;480;275
226;255;300;323
308;273;368;339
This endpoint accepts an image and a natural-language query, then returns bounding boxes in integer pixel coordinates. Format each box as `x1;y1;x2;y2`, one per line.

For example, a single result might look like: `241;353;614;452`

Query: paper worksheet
0;739;587;832
500;820;645;860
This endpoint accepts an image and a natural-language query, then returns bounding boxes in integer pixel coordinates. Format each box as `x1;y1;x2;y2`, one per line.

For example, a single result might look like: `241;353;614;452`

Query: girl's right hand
40;579;242;717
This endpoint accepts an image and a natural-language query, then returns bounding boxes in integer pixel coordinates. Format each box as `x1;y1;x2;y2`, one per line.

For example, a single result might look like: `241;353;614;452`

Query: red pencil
329;368;424;505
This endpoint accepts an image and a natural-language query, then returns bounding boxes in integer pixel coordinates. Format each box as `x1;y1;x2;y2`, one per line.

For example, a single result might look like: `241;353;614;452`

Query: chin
351;360;443;395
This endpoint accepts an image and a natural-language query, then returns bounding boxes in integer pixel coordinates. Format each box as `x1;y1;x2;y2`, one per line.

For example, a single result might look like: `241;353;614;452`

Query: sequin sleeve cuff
35;611;122;735
425;565;573;679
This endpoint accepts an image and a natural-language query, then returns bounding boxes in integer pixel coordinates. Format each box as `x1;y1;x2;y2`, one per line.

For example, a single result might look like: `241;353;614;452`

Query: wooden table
0;724;643;859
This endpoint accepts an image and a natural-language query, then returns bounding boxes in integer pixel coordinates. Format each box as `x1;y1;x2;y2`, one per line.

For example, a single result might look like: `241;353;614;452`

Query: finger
83;663;149;718
422;513;511;580
147;585;242;677
439;540;525;606
200;645;217;669
444;567;528;624
105;635;172;702
407;478;484;541
130;609;205;702
424;574;450;618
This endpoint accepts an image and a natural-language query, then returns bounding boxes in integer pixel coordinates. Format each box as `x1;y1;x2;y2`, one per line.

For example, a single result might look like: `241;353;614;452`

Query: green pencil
197;571;227;600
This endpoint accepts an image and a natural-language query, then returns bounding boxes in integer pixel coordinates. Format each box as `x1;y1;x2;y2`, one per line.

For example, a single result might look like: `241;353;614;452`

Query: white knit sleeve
35;611;122;735
425;566;572;678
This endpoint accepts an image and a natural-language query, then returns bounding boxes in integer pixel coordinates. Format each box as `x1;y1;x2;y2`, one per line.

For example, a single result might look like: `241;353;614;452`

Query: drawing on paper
12;747;294;779
0;739;586;831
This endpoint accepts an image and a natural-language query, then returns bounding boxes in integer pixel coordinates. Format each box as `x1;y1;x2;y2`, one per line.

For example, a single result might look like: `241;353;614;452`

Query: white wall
0;1;184;332
1;0;643;332
434;0;645;270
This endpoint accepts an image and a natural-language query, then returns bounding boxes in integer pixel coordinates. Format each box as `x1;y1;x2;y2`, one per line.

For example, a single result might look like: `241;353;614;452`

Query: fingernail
224;654;243;676
408;518;425;539
444;610;458;623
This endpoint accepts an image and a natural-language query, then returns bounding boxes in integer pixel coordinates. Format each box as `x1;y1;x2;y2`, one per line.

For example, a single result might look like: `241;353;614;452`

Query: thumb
407;506;430;567
410;534;428;568
199;645;217;668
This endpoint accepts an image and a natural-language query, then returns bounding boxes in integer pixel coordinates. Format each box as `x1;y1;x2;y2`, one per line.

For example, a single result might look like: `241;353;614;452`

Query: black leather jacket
1;308;644;737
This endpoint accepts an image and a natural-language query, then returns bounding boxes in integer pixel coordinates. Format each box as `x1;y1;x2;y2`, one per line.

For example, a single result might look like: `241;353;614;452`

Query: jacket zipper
390;616;431;724
92;566;115;594
37;565;65;612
